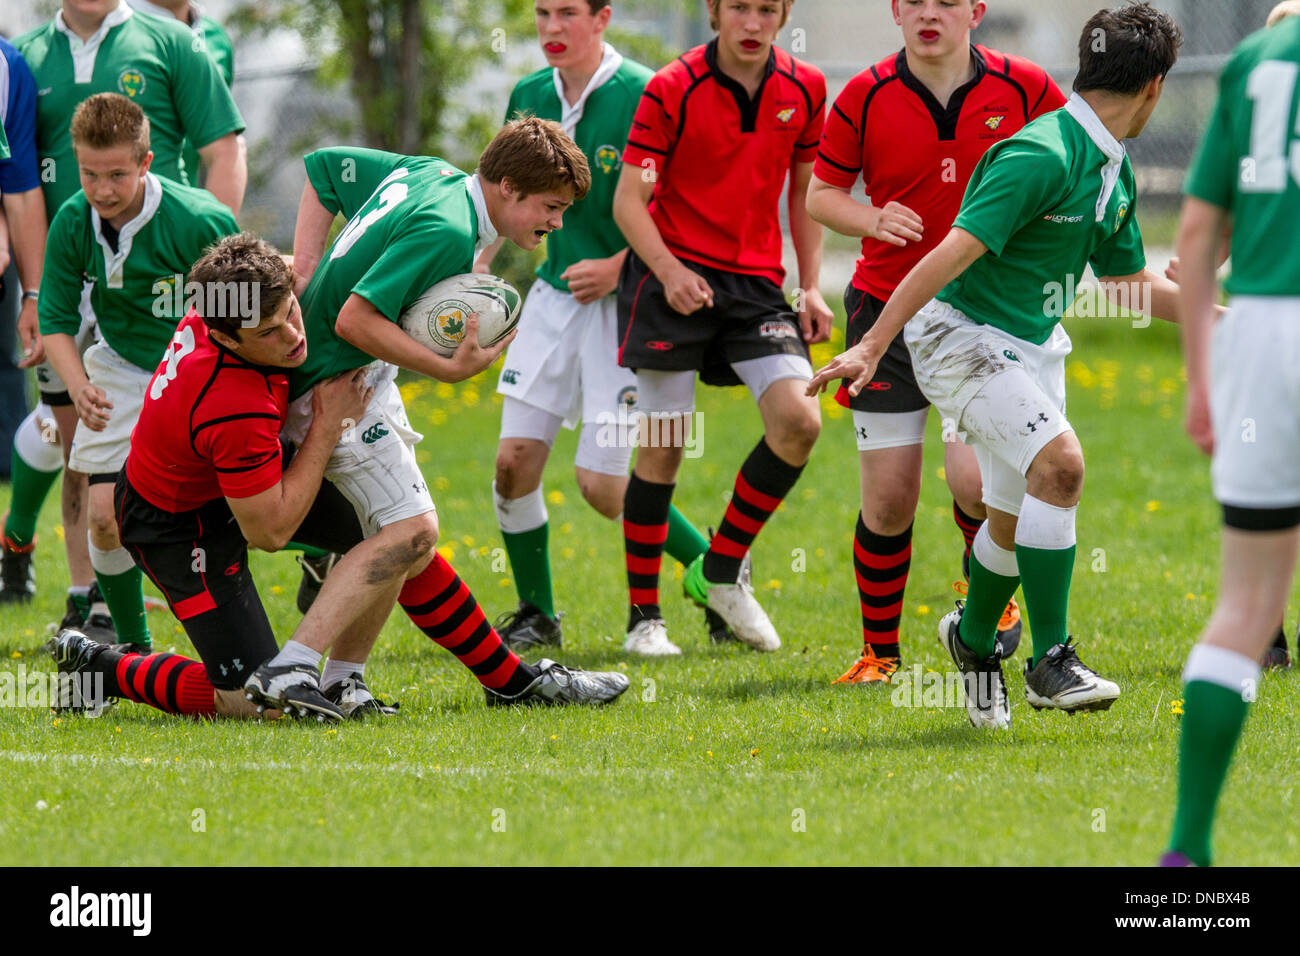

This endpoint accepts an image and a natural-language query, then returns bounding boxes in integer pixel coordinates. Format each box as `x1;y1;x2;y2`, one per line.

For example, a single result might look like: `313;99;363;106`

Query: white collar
465;173;498;253
91;173;163;289
55;1;132;47
553;43;623;137
1064;92;1126;222
129;0;199;29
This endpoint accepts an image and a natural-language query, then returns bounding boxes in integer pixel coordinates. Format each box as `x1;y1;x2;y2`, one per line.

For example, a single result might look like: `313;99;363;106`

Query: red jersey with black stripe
126;310;288;513
815;45;1065;301
623;39;826;286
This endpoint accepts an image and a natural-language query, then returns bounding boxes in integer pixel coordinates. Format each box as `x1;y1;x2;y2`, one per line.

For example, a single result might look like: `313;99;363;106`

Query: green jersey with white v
15;7;244;214
292;147;481;398
938;105;1146;345
505;55;651;293
39;174;238;370
1185;17;1300;295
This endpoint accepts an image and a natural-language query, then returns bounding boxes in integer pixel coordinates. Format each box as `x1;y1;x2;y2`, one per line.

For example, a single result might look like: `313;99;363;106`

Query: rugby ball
399;274;522;357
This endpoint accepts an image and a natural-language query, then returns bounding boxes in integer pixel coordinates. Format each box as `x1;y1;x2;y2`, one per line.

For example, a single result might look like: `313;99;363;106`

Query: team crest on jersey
596;145;620;174
776;107;797;124
118;69;146;98
985;115;1005;131
1114;202;1129;234
617;385;637;408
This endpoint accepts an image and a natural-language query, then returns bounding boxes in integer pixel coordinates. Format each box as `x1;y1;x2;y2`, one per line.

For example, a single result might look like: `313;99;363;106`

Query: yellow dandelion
886;772;894;778
706;750;713;758
55;525;65;540
434;476;450;491
561;547;576;559
917;605;930;616
1171;699;1184;716
430;408;447;426
560;521;574;534
687;734;693;741
9;651;20;659
1146;500;1161;512
270;585;283;595
547;489;566;506
766;579;782;590
499;578;511;587
461;535;476;547
749;748;759;757
435;382;455;400
550;734;558;740
936;466;947;482
437;545;456;561
52;718;62;727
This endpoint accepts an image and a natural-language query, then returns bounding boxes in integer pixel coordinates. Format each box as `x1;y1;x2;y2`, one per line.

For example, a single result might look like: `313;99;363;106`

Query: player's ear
140;150;154;175
970;1;988;29
209;327;240;352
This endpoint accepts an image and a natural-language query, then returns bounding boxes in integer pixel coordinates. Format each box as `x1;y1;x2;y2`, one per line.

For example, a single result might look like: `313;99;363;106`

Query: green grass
1;304;1296;866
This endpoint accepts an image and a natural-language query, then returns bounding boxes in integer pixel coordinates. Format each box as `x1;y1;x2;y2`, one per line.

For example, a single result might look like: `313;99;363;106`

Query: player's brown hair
1074;2;1182;97
480;116;591;202
707;0;794;31
70;92;151;163
189;233;295;339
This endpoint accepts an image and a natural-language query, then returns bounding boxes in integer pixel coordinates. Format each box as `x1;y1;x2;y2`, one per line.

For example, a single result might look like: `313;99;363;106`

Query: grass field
1;298;1297;866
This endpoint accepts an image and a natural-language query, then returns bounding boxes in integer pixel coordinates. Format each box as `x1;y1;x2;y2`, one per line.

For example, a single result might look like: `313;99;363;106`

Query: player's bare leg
1167;526;1300;865
52;404;95;589
86;480;149;650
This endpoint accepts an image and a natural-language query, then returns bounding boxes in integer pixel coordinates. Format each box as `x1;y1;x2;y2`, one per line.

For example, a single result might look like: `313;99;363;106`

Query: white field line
0;749;805;781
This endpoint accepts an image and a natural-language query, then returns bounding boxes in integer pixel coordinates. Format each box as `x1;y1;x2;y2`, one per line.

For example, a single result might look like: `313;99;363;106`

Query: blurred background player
476;0;719;652
278;118;629;707
1164;0;1300;869
613;0;830;656
5;0;246;625
54;234;374;721
39;93;239;652
808;0;1064;685
0;37;45;487
810;3;1184;728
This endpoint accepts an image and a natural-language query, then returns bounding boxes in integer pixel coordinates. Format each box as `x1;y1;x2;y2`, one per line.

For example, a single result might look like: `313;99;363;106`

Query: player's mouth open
286;340;305;360
544;42;566;54
741;39;761;51
919;30;940;41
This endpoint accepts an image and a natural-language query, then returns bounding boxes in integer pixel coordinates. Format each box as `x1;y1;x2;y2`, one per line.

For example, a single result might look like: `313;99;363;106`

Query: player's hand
313;367;374;434
448;312;516;382
73;383;113;431
870;201;923;247
1184;381;1214;456
797;286;833;344
17;299;44;369
660;261;714;315
1164;257;1181;284
805;339;880;397
561;256;621;305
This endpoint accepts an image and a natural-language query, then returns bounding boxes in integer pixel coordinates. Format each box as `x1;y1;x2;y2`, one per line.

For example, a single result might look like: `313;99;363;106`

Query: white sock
67;585;90;598
971;524;1019;576
87;539;138;575
269;640;322;669
322;658;364;691
1183;644;1261;694
1014;494;1077;550
493;482;548;534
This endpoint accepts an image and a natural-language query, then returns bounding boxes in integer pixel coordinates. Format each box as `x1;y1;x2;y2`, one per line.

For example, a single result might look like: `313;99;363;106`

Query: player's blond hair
1267;1;1300;27
70;93;150;163
707;0;794;32
480;116;591;202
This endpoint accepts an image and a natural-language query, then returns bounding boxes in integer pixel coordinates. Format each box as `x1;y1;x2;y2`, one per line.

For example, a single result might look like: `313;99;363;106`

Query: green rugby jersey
505;50;651;294
937;97;1146;345
1185;17;1300;295
291;147;482;398
39;173;239;371
16;5;244;215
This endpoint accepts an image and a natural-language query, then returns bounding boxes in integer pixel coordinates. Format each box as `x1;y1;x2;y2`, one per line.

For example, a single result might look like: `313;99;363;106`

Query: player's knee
862;492;920;536
770;404;821;458
86;508;119;544
1035;452;1084;501
577;471;624;519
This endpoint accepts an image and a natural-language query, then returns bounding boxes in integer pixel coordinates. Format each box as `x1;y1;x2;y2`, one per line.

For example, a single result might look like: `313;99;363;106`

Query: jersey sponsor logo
760;321;799;340
595;145;621;174
776;107;797;124
38;87;52;97
501;368;521;386
1042;213;1085;224
440;169;454;176
224;561;241;576
1113;201;1129;235
617;385;637;408
862;382;891;391
1002;349;1020;363
984;115;1006;131
1025;412;1049;433
362;423;390;444
118;69;146;98
646;340;674;351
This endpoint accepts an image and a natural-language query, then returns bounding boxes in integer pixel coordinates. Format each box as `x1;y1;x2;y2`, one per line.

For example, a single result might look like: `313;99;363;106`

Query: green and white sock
89;538;150;649
664;505;709;567
494;482;554;619
1014;494;1077;665
957;524;1020;659
1169;644;1258;867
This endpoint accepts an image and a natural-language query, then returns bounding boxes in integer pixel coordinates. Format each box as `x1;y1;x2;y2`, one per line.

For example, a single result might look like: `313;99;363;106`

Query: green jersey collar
465;173;498;255
90;172;163;290
552;42;623;137
1064;92;1125;222
56;1;133;83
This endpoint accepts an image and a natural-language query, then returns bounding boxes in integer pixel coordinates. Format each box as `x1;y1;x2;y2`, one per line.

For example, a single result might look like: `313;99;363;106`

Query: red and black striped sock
624;473;674;630
703;438;805;584
110;651;217;717
953;501;982;570
855;513;910;658
399;553;537;696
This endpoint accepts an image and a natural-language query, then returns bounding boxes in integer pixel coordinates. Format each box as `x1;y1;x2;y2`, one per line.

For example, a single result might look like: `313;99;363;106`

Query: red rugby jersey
815;45;1065;301
623;39;826;286
126;310;288;512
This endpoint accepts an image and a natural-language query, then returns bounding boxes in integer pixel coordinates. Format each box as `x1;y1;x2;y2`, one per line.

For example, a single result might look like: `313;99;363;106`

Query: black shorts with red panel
837;283;930;413
617;251;809;387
